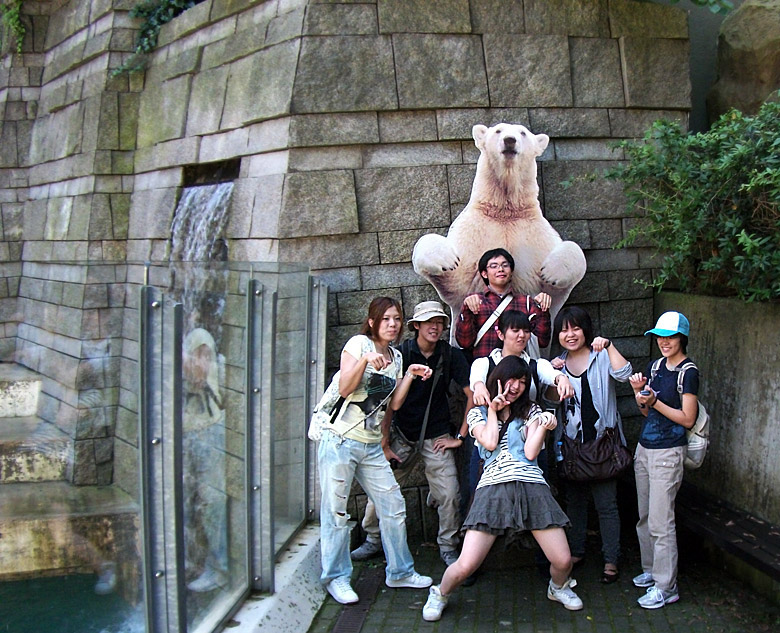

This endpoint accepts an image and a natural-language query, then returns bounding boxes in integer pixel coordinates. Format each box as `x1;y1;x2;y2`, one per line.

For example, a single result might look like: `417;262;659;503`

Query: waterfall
169;182;234;346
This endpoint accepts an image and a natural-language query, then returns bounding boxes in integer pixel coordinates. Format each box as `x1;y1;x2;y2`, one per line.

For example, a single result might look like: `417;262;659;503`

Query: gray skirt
462;480;570;537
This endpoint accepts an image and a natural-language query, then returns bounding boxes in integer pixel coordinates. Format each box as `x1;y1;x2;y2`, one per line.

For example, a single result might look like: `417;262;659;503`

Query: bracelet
405;370;416;379
604;339;611;348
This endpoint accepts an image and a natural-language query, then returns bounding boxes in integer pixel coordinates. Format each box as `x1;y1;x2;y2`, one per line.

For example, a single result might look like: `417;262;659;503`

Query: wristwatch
456;433;465;441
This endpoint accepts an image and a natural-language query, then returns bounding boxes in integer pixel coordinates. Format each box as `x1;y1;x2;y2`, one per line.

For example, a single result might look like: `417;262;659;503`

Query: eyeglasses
486;263;511;270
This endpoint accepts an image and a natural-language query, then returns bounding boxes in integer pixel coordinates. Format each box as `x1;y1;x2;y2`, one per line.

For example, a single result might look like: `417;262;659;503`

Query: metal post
138;287;185;632
307;280;329;519
247;279;277;592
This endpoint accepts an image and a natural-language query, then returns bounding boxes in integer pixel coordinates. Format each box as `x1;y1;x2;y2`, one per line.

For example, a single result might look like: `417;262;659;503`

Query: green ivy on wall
115;0;203;74
0;0;24;54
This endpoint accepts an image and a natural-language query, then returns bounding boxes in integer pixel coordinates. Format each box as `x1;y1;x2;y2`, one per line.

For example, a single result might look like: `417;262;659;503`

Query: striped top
467;404;548;489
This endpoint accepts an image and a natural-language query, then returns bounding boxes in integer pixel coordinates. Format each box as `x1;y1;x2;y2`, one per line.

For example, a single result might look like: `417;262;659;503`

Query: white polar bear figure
412;122;587;340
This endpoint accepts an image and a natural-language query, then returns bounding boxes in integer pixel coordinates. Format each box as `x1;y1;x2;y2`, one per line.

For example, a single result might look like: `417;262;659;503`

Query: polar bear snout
502;135;518;156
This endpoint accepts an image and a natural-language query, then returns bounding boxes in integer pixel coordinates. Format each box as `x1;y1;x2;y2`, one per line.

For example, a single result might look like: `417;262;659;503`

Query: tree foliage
114;0;202;74
610;97;780;302
0;0;24;53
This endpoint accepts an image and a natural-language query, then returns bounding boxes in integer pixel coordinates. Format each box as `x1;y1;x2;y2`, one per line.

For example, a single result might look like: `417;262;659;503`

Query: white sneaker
386;571;432;589
637;584;679;609
350;539;382;561
422;585;448;621
187;569;225;593
440;549;459;566
632;571;655;588
94;562;117;595
547;578;584;611
326;577;359;604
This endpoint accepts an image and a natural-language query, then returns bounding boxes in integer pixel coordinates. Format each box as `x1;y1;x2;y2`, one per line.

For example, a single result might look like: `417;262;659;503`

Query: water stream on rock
168;182;234;346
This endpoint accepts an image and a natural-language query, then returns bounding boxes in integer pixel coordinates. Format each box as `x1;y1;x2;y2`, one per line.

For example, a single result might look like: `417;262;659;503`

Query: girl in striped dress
422;355;583;621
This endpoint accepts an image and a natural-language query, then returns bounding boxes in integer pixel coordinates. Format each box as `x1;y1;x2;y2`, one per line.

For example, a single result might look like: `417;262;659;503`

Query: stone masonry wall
1;0;692;494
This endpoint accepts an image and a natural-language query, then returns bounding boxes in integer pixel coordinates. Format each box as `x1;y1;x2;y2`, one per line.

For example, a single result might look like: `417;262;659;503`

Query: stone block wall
1;0;694;492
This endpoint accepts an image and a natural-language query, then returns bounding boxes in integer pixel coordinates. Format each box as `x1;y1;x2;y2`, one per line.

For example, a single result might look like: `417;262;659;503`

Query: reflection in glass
0;263;144;633
182;328;228;595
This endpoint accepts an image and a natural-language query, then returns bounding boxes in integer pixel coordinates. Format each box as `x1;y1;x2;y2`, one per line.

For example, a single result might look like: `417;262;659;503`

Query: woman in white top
318;297;433;605
422;356;583;622
470;310;573;406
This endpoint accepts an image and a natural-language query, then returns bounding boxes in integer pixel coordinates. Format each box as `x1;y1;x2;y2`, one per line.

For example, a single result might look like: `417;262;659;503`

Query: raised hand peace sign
490;379;512;412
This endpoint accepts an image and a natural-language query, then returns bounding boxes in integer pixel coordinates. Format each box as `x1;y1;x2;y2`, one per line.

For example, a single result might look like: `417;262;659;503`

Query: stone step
0;416;71;483
0;481;139;581
0;363;42;418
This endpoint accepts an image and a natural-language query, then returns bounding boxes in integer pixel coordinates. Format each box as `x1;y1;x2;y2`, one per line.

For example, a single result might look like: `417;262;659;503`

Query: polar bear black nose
503;136;516;148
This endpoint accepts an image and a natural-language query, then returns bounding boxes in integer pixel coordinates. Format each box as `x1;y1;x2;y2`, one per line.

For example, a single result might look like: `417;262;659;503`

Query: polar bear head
472;123;549;169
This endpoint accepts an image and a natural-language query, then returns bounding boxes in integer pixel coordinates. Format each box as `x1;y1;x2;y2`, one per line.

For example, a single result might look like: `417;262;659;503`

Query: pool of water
0;574;143;633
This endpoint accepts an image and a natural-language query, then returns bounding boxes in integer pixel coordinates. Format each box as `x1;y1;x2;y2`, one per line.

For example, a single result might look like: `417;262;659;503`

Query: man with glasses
455;248;552;361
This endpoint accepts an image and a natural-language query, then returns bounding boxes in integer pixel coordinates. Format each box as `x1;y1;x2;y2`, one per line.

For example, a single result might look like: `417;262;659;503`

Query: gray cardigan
557;348;632;444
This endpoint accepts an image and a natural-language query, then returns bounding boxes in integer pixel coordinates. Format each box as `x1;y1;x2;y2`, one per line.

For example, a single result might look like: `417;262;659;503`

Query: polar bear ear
472;124;489;149
534;133;550;155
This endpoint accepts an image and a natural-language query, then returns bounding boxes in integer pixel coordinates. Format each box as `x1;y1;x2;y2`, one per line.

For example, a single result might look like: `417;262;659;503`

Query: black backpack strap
399;338;413;372
443;341;452;387
487;355;497;379
530;358;540;401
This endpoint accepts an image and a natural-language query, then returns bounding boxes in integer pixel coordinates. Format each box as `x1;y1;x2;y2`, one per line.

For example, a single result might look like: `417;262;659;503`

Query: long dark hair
359;296;403;344
485;355;533;420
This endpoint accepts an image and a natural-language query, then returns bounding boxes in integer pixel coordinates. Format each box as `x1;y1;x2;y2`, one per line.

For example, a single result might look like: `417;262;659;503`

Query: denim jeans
318;431;416;584
565;478;620;565
183;424;228;576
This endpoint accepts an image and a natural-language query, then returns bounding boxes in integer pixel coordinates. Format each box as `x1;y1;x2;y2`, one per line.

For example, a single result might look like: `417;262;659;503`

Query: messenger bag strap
415;352;445;451
474;293;513;347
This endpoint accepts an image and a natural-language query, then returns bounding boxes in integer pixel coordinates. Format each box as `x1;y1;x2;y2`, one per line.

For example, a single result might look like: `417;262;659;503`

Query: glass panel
165;262;248;632
270;272;311;554
0;259;312;633
0;262;145;633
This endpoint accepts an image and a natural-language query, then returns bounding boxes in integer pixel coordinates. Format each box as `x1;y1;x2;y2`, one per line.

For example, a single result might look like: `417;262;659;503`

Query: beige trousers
634;443;686;591
362;434;461;552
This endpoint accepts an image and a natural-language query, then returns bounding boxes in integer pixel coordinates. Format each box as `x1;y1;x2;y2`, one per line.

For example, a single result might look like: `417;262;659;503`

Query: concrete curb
230;525;324;633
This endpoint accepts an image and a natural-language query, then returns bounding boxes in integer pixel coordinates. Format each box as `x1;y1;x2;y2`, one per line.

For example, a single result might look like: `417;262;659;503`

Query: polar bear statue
413;122;587;340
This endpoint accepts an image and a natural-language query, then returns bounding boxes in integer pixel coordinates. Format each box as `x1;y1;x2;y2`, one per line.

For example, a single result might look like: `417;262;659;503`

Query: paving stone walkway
309;532;780;633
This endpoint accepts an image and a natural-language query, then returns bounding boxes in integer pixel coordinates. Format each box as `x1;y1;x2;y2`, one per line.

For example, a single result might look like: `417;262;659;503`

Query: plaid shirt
454;289;551;360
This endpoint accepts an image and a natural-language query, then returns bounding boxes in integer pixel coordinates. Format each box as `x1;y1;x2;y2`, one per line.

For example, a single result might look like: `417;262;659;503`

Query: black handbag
558;426;632;482
387;411;419;470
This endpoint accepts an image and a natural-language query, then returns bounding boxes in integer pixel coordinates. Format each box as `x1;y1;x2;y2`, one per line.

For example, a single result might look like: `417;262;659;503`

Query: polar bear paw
539;242;587;288
412;234;461;275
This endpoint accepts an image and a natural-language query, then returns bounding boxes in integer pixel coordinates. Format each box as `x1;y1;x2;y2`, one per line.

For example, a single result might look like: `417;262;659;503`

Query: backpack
649;359;710;470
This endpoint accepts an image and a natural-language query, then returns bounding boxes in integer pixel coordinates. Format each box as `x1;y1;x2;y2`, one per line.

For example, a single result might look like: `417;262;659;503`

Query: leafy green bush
611;96;780;302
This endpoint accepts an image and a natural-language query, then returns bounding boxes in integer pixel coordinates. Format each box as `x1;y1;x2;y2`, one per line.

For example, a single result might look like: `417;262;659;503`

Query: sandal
600;565;619;584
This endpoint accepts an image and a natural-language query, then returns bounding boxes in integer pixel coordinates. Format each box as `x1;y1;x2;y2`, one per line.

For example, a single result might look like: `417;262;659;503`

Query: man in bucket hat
351;301;473;567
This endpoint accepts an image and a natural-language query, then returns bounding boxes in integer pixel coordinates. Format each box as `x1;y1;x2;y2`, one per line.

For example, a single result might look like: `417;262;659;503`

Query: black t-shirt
393;338;470;442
